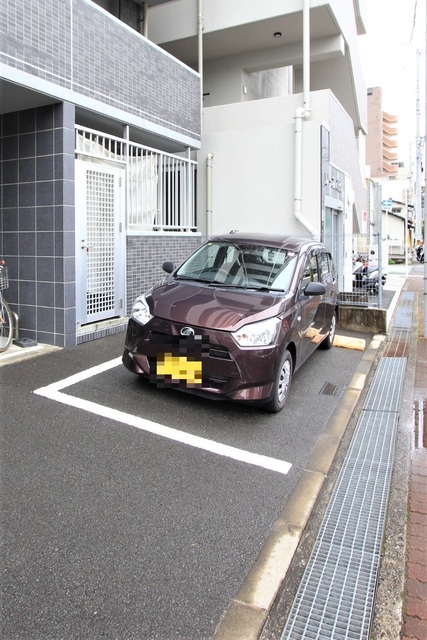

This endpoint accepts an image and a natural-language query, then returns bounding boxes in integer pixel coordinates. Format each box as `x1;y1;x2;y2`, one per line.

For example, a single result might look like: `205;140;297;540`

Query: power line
408;0;418;44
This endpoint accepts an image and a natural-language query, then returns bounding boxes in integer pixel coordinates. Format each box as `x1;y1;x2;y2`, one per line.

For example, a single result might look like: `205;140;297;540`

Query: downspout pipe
294;0;318;239
303;0;310;115
206;153;214;237
138;3;148;37
198;0;204;133
143;2;148;38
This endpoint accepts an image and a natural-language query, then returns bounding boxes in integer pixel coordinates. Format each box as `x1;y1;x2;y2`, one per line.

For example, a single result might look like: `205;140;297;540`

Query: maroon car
123;233;338;412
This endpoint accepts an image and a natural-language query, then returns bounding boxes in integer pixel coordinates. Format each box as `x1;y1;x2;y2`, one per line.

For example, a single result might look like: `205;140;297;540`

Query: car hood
148;281;285;331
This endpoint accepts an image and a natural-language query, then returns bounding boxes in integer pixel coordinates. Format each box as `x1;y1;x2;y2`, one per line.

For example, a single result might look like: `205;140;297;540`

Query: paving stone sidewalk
401;274;427;640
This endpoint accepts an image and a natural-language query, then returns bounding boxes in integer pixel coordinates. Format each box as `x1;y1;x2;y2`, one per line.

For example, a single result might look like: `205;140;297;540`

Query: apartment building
1;0;202;347
366;86;399;177
1;0;368;348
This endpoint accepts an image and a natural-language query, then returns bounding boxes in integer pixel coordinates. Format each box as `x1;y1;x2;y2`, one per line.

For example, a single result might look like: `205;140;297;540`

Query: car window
319;252;330;278
175;242;297;291
179;242;220;274
301;253;319;291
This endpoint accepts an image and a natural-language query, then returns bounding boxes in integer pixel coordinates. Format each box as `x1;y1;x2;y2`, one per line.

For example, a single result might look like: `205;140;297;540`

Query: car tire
320;311;336;350
264;349;293;413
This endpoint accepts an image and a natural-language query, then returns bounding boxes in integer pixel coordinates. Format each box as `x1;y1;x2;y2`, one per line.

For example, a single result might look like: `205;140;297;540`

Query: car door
297;251;325;364
318;250;337;332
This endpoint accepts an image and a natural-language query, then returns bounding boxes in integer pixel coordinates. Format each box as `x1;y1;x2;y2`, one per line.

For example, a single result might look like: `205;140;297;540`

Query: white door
75;161;125;326
324;206;345;290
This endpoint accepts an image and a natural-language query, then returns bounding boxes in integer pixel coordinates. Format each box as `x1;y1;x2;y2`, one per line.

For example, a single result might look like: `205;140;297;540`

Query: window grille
128;144;196;232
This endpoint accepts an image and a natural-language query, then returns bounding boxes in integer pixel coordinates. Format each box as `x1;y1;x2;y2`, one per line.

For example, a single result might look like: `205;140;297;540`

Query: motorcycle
415;245;424;263
353;260;387;294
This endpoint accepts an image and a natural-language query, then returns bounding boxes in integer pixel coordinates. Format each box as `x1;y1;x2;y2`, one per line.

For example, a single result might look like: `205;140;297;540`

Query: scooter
353;260;387;294
415;245;424;263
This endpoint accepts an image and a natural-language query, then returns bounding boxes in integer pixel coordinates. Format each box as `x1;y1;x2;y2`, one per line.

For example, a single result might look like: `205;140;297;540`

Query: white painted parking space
34;357;292;475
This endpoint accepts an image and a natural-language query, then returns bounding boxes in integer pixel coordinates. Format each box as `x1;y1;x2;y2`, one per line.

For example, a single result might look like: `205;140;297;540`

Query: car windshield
175;241;297;292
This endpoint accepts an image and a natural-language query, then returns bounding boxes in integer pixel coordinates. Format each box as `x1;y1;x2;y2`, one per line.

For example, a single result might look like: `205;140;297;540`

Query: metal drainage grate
399;291;416;307
383;329;411;358
319;382;340;397
383;295;414;358
280;356;406;640
363;357;406;412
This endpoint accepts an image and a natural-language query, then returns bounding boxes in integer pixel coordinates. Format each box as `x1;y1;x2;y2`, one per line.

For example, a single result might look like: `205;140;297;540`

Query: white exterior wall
148;0;367;255
198;89;365;241
148;0;367;134
382;212;406;259
198;92;333;237
149;0;367;45
148;0;305;42
203;61;244;106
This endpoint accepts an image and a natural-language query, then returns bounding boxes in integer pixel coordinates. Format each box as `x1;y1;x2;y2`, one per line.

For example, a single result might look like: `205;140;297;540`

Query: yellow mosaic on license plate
156;353;203;384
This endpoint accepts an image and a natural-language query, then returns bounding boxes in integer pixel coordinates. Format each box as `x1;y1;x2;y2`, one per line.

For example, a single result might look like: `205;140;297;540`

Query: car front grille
209;344;231;360
150;329;232;361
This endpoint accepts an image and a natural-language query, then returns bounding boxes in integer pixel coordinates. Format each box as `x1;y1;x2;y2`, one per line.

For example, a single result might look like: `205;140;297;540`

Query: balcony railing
76;126;197;233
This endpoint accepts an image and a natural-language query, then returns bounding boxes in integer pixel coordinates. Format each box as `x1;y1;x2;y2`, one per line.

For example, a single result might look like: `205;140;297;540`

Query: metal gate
75;160;125;326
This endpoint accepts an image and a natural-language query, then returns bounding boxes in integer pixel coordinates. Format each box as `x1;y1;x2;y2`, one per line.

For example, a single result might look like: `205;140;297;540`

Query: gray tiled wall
126;236;202;314
1;0;201;144
0;103;76;348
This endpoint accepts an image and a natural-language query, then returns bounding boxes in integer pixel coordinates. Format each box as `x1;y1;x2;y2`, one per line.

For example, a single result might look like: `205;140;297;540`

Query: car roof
208;232;325;252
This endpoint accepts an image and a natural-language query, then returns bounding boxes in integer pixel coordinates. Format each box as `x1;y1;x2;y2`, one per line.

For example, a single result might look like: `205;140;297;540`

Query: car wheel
320;311;336;350
264;350;293;413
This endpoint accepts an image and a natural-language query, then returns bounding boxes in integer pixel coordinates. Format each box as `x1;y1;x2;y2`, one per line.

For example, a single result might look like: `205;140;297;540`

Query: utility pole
412;49;427;337
415;50;423;243
423;48;427;338
373;182;383;308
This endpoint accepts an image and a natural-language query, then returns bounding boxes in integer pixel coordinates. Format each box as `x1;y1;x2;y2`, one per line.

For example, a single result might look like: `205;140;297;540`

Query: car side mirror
303;281;326;296
162;261;176;274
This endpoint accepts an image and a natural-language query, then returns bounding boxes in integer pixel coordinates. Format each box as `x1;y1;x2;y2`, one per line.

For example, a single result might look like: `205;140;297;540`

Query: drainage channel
279;299;413;640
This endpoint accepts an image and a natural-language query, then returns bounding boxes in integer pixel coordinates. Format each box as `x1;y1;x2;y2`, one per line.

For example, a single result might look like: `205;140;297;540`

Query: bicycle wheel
0;297;13;352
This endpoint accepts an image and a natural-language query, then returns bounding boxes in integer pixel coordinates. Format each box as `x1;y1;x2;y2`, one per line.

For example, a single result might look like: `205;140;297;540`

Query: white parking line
34;358;292;476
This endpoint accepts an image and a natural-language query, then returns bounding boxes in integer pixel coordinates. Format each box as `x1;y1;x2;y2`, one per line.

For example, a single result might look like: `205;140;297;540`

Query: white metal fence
76;126;197;233
333;232;389;308
127;145;197;232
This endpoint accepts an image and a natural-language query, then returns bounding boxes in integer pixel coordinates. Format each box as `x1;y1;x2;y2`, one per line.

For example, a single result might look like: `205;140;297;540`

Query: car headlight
232;317;280;347
131;295;153;325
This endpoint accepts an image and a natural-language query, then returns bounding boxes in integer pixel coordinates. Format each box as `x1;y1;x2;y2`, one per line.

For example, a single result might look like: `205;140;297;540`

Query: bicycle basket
0;264;9;290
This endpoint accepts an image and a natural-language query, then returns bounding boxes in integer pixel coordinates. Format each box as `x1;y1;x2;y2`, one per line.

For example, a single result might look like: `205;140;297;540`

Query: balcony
383;148;398;161
0;0;201;147
383;159;398;174
383;122;398;137
147;0;367;132
383;137;398;148
383;111;398;124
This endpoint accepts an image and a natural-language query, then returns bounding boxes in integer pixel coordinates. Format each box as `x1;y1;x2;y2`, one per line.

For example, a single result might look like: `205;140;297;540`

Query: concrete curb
0;343;60;366
212;335;384;640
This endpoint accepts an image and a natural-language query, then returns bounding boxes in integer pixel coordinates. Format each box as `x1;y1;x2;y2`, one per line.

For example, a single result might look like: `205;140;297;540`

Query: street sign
382;198;393;210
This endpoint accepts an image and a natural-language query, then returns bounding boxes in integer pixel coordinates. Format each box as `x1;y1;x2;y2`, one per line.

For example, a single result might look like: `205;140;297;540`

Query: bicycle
0;260;14;352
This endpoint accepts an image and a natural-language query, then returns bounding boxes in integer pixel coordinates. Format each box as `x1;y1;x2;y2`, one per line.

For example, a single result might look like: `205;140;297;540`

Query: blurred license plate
156;353;203;385
150;335;209;387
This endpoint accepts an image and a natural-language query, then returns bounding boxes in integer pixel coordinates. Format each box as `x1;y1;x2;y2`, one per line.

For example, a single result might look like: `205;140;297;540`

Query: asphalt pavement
1;265;425;640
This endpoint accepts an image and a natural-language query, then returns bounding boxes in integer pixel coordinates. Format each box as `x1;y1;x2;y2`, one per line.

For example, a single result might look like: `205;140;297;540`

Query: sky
357;0;426;170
